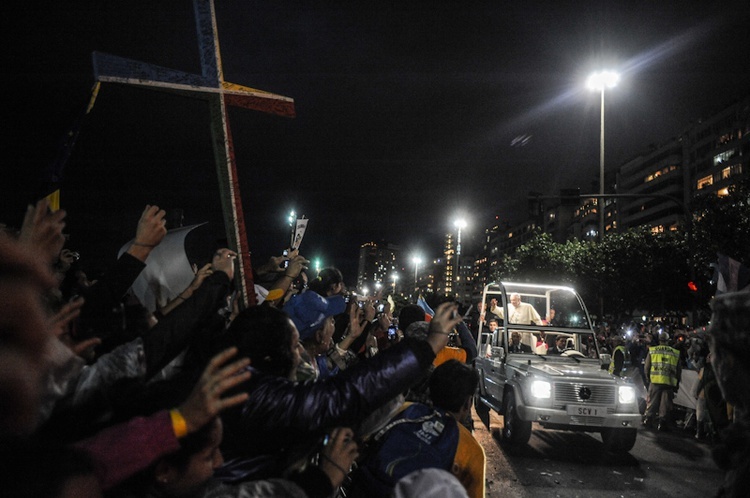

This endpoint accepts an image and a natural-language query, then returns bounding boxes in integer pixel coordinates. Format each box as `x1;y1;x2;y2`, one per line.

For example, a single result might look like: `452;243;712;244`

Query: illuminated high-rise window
697;175;713;190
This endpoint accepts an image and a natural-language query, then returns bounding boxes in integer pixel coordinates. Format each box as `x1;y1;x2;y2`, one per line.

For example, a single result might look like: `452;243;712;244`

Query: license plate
567;405;605;417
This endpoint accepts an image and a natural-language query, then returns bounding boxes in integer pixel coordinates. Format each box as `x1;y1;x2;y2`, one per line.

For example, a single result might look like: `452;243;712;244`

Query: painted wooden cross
92;0;295;307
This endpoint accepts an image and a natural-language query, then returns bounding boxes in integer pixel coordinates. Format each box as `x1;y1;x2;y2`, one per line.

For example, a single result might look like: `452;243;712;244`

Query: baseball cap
283;290;346;340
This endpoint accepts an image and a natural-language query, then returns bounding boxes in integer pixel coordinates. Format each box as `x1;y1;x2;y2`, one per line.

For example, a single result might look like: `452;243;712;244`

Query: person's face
488;321;498;331
329;281;345;296
161;420;224;497
548;309;556;320
510;294;521;307
511;334;520;344
287;320;302;378
557;338;566;348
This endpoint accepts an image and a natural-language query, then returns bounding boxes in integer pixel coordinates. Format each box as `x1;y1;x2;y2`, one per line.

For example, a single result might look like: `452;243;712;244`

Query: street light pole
587;70;619;241
599;87;605;240
453;219;466;297
412;257;421;293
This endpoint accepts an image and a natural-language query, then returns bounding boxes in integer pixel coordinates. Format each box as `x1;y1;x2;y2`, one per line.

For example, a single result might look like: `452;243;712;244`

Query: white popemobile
474;282;641;452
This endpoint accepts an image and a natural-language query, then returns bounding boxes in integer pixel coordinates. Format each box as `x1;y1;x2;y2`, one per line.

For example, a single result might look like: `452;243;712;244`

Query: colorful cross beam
92;0;295;307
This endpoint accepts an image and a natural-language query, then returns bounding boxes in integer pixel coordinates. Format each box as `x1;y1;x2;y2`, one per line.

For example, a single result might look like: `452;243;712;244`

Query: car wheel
474;395;490;429
501;391;531;445
601;427;637;452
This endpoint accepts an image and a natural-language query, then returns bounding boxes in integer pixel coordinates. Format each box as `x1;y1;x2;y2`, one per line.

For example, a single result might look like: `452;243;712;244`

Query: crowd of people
0;200;485;498
3;198;750;497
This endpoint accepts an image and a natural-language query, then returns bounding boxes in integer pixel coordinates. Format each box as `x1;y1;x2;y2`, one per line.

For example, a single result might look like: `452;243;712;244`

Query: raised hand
345;301;366;340
185;263;214;294
286;253;310;278
127;205;167;262
50;297;101;358
426;302;463;355
319;427;359;488
19;198;66;267
363;300;377;322
178;347;250;433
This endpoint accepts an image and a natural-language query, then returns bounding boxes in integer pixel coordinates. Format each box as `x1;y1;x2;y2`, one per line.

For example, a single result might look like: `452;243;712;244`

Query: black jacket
218;338;436;482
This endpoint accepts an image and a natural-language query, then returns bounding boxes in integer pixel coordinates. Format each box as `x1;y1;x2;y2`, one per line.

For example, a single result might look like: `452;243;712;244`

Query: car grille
553;383;616;406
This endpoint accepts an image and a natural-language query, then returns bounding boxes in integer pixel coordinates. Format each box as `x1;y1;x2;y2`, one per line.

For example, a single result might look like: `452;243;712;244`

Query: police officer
643;331;681;431
609;335;631;377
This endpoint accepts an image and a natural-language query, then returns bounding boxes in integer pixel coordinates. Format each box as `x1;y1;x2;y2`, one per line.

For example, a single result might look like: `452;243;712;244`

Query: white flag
290;217;308;250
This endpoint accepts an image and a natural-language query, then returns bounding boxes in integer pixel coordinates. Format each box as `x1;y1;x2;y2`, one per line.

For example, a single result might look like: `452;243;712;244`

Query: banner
290;216;308;250
118;223;207;312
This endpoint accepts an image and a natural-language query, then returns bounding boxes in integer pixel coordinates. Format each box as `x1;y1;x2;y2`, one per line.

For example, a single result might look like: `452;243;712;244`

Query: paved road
472;407;725;497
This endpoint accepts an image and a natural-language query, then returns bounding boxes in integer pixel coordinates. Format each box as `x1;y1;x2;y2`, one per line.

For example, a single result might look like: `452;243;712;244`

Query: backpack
349;403;459;497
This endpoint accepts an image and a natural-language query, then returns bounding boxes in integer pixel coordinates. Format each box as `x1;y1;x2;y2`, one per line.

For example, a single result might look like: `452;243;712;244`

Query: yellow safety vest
608;345;631;375
648;345;680;386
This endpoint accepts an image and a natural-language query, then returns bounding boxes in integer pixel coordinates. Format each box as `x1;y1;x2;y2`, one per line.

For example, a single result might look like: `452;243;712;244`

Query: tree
691;177;750;276
492;228;692;321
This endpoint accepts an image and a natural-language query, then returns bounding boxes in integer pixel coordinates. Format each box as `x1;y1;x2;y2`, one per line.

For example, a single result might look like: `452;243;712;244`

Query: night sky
3;1;750;283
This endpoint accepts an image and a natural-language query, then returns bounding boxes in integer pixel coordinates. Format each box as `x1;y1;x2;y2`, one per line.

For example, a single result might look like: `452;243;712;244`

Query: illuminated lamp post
453;218;467;295
412;256;422;291
586;70;619;241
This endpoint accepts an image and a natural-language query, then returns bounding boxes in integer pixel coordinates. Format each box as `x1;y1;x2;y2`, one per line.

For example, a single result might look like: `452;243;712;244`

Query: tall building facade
686;97;749;201
441;232;455;296
617;140;684;232
465;96;748;302
356;242;399;294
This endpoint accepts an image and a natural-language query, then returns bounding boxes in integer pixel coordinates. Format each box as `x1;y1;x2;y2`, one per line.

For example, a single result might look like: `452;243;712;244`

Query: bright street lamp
587;70;619;240
453;219;467;294
412;256;422;290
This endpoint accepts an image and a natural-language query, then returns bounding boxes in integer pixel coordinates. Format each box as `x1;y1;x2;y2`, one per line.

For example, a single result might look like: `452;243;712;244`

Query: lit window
722;167;731;179
718;188;729;197
697;175;713;190
713;149;737;165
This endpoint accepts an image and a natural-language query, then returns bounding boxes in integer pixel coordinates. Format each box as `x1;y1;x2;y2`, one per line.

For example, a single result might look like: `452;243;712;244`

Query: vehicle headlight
530;380;551;399
618;386;636;404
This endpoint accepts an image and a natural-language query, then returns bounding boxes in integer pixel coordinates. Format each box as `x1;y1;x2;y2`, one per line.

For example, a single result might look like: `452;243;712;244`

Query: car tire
501;391;531;445
601;427;637;452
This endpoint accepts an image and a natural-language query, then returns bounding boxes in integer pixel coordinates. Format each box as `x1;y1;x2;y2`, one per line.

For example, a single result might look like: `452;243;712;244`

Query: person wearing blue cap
283;290;346;381
212;300;463;485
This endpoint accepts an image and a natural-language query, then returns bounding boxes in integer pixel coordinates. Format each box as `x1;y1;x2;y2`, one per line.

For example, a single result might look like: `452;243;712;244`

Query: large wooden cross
92;0;295;307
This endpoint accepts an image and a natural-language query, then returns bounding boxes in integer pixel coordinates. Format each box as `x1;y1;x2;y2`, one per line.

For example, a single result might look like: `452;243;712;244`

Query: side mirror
600;353;611;370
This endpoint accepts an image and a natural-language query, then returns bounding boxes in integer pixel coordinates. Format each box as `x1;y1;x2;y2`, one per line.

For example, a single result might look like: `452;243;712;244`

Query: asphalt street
471;406;724;497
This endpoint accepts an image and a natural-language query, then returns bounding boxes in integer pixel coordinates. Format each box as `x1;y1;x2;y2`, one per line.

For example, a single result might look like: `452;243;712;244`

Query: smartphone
387;323;398;340
377;303;385;313
282;249;289;268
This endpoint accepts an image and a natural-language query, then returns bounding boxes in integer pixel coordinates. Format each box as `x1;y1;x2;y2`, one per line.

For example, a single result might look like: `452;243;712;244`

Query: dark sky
3;1;750;282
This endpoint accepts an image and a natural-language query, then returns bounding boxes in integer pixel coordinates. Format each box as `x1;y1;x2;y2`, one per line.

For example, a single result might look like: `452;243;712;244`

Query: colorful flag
714;253;750;295
417;295;434;321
